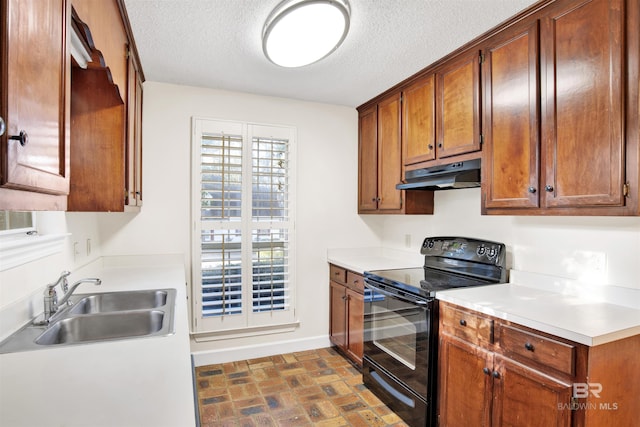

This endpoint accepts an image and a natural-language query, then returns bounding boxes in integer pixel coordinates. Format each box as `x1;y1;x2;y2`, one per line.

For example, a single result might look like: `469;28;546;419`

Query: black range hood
396;158;481;191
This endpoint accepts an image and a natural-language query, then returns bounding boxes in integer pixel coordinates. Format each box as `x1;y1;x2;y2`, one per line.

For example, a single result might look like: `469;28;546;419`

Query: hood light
262;0;351;68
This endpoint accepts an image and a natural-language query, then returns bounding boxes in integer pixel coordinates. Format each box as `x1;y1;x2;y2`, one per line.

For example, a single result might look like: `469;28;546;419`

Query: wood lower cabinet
329;265;364;366
0;0;70;210
438;301;640;426
358;94;434;214
482;0;639;215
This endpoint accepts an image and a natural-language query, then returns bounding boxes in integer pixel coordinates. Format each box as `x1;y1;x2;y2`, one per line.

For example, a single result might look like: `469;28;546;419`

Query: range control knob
428;240;435;249
487;246;498;259
476;245;486;256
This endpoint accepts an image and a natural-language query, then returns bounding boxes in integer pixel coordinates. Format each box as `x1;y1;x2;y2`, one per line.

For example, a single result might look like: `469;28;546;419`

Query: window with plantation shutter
192;118;296;335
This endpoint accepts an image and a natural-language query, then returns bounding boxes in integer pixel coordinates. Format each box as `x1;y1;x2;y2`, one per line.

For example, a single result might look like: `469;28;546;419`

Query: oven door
363;279;433;399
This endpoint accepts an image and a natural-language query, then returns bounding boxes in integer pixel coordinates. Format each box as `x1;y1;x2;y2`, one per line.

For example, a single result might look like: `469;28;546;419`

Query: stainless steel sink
35;310;167;345
0;288;177;353
69;290;168;314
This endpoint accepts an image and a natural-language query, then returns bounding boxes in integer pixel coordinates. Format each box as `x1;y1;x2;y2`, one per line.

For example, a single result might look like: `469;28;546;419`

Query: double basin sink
0;289;176;353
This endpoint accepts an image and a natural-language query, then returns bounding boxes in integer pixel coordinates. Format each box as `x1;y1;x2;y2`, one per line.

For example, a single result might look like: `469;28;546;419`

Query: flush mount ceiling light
262;0;351;68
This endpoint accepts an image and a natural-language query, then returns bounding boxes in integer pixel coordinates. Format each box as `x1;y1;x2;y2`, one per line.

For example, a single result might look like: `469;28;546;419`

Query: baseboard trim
191;335;331;366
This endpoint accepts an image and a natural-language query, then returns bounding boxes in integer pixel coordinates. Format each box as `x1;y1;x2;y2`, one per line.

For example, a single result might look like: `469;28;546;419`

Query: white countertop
327;247;423;274
0;255;196;427
437;283;640;346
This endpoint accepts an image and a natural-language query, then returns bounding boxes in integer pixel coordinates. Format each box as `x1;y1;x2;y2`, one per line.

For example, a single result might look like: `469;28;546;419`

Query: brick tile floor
195;347;409;427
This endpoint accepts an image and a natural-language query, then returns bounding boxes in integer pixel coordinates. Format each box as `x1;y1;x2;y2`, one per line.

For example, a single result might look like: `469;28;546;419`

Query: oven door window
364;286;430;398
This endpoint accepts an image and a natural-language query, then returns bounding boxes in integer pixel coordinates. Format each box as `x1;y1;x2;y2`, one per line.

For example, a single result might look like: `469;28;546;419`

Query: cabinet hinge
623;183;629;197
570;396;579;411
479;53;485;64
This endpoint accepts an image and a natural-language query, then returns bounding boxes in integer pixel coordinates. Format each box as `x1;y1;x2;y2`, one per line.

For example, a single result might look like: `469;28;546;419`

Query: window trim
190;117;297;335
0;233;68;272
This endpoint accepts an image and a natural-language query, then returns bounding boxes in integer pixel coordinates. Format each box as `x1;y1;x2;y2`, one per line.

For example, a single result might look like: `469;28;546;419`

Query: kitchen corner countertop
0;255;196;427
436;283;640;347
327;247;423;274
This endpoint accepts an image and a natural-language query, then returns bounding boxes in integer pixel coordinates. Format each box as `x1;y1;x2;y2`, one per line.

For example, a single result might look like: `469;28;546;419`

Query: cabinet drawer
346;271;364;293
499;324;575;376
330;265;347;285
441;304;493;345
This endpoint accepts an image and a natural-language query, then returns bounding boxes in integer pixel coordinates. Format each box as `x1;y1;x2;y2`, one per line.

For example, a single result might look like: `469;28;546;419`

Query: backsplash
377;188;640;290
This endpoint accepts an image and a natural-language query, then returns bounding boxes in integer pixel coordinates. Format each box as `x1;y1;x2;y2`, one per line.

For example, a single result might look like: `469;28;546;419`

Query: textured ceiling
123;0;539;107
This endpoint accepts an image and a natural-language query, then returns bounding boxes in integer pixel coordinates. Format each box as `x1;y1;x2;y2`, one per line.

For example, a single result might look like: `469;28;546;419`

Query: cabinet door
1;0;69;196
541;0;625;208
125;52;143;208
358;105;378;212
436;51;481;159
329;281;347;349
482;22;540;209
377;92;403;211
345;288;363;365
439;335;493;427
403;74;436;165
492;355;572;427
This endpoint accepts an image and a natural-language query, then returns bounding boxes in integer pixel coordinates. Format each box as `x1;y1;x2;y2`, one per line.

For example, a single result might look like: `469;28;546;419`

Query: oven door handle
365;280;429;306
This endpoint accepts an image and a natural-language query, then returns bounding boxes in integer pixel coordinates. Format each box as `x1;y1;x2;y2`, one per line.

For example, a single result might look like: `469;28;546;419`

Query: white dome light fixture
262;0;351;68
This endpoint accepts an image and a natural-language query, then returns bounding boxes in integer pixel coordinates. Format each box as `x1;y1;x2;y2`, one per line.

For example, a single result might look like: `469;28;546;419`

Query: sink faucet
57;278;102;307
41;271;101;323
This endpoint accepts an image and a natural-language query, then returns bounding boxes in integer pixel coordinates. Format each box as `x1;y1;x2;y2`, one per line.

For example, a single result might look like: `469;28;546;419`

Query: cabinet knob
0;117;5;136
9;130;28;146
428;144;434;150
545;185;554;192
483;367;491;375
372;197;376;202
492;371;501;379
528;187;536;194
459;319;467;327
438;143;443;148
524;342;535;352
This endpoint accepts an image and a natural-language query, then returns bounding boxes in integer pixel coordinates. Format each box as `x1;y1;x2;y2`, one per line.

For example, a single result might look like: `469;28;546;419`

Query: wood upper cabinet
402;52;481;171
541;0;625;209
403;74;436;166
436;50;482;159
482;21;540;209
358;93;434;214
483;0;639;215
125;51;143;208
358;104;379;212
0;0;70;210
67;0;144;212
376;92;403;211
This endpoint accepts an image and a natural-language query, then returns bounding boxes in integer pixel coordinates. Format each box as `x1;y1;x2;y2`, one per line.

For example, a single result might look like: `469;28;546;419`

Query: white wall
380;188;640;290
95;82;381;355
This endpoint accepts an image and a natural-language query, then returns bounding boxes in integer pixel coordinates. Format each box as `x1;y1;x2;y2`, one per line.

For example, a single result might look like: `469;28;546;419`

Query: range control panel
420;237;506;266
